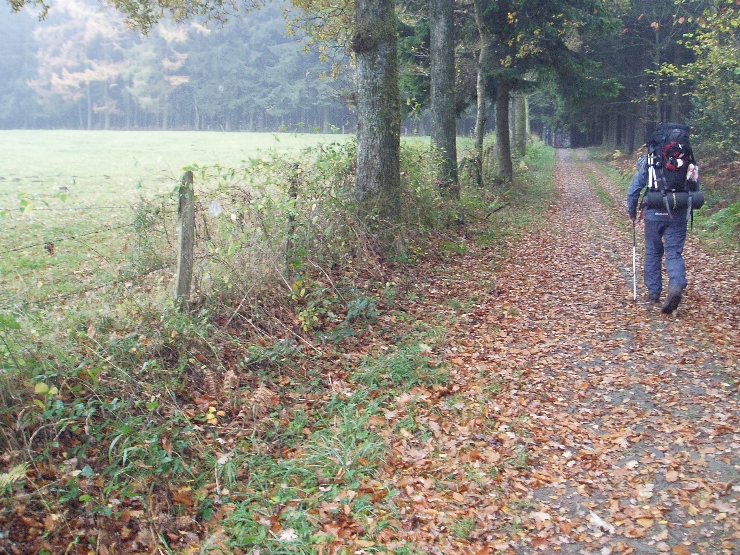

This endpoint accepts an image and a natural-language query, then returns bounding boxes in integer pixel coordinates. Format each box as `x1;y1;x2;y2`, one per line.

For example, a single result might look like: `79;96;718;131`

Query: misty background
0;0;361;132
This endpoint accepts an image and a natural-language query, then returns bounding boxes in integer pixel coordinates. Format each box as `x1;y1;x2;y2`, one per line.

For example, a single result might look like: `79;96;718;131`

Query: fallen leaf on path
589;511;616;534
530;511;552;530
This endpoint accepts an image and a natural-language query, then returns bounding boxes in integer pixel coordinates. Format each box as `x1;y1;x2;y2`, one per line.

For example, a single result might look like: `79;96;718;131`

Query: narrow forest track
373;149;740;554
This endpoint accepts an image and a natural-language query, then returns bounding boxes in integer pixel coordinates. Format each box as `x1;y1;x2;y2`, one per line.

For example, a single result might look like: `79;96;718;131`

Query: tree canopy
675;0;740;152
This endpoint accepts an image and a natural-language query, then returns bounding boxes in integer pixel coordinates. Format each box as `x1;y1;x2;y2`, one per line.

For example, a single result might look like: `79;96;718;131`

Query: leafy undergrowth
3;145;740;554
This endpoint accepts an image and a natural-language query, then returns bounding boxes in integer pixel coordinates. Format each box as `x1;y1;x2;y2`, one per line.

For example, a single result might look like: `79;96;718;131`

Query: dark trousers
644;218;687;296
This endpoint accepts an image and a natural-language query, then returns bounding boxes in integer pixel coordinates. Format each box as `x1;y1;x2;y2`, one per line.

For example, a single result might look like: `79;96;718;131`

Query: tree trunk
494;83;513;183
653;28;661;124
353;0;401;226
671;44;687;122
606;112;618;148
513;94;527;157
103;81;111;130
632;116;644;154
473;58;487;186
473;0;490;187
625;115;637;154
125;89;130;130
430;0;458;198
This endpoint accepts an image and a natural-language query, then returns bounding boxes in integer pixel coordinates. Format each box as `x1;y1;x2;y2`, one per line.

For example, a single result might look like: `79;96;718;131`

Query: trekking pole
632;221;637;302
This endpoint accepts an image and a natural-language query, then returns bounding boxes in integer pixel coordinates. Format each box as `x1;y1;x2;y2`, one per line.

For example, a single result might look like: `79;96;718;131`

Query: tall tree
94;0;402;227
677;0;740;155
583;0;704;152
430;0;458;198
0;9;37;128
397;14;430;133
288;0;403;224
471;0;492;185
493;80;513;181
185;13;348;132
512;93;527;156
352;0;401;224
28;0;129;129
628;0;696;124
124;23;190;130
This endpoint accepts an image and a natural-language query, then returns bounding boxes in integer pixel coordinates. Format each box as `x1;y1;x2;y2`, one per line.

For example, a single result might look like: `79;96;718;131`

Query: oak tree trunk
430;0;459;198
495;83;513;183
353;0;401;227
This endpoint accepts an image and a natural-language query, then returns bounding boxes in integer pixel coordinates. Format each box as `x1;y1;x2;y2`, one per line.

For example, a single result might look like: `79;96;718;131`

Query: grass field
0;129;349;203
0;130;350;307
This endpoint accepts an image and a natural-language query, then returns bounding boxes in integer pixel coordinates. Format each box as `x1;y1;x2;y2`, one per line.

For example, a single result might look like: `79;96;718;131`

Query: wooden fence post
285;164;300;273
176;170;195;309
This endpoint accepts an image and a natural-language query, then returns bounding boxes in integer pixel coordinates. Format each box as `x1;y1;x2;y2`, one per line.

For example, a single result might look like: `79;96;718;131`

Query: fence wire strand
0;223;135;257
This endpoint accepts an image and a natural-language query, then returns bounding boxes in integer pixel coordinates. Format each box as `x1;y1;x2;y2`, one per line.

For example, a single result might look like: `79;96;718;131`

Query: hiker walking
626;123;702;315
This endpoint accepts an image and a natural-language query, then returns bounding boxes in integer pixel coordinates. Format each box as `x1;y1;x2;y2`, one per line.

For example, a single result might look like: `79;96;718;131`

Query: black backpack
643;122;703;218
647;123;695;192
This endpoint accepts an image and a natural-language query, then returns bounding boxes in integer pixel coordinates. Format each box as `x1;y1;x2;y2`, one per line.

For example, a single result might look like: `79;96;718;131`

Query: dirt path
377;149;740;554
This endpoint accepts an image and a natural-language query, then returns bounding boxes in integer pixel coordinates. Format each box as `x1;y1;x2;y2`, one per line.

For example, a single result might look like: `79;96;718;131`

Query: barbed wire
1;174;225;311
0;206;130;212
0;223;135;257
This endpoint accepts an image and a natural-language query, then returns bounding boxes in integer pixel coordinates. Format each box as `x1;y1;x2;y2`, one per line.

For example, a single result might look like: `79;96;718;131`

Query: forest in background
0;0;356;132
2;0;738;160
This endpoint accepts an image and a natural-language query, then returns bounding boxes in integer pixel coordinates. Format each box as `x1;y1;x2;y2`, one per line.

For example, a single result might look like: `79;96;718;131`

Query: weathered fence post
285;164;300;273
175;170;195;309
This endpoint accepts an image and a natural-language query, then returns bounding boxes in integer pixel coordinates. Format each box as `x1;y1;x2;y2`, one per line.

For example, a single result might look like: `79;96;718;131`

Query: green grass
0;130;349;273
694;202;740;249
580;161;618;212
0;130;351;307
0;130;348;199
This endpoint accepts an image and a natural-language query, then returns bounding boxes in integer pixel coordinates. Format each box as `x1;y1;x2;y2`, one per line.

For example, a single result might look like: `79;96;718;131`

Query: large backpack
643;122;703;218
647;123;695;192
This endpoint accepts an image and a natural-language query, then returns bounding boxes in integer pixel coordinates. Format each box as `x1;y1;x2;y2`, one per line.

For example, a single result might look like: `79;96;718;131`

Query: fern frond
0;463;29;489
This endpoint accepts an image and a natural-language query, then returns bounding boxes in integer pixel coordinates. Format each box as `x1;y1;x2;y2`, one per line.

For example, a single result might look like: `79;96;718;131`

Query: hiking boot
646;292;660;303
662;283;683;314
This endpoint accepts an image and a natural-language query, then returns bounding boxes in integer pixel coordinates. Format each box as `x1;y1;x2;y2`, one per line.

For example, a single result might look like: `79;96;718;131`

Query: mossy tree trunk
430;0;459;198
353;0;401;230
513;93;527;157
494;83;513;183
